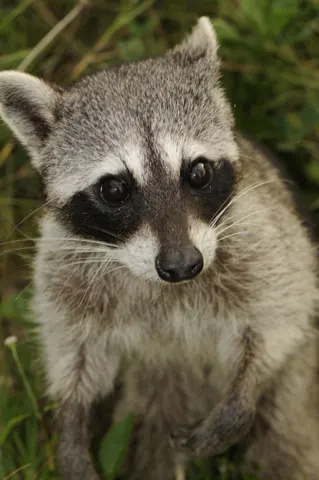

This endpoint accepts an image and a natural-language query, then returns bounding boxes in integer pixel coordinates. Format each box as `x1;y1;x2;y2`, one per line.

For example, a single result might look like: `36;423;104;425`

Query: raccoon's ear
0;71;61;168
174;17;218;64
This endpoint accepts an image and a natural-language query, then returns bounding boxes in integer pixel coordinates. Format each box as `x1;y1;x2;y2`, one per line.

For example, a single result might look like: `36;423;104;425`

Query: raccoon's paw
170;419;226;458
170;400;255;458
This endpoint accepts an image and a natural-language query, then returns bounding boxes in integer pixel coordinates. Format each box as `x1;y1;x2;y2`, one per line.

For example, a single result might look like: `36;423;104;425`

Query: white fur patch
186;138;238;165
0;71;55;121
156;136;239;178
175;17;218;58
0;71;56;168
49;142;148;203
50;155;125;201
121;141;148;185
188;216;217;270
115;224;160;280
157;135;183;177
195;17;218;51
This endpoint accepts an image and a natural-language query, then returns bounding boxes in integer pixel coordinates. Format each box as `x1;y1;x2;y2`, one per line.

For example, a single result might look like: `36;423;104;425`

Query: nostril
155;256;175;280
185;249;203;276
166;269;176;278
161;268;176;280
191;263;200;274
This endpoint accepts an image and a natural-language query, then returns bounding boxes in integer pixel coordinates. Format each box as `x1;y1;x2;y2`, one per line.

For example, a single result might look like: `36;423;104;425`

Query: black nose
155;246;203;283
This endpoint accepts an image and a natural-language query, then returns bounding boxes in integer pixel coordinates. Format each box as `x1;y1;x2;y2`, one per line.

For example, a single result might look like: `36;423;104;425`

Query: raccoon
0;17;318;480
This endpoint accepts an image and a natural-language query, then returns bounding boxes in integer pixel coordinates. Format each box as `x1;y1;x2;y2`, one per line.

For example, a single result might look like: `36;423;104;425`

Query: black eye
188;160;212;188
99;177;130;204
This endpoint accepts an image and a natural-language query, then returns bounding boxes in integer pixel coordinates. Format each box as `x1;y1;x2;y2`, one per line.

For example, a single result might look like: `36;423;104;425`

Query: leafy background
0;0;318;478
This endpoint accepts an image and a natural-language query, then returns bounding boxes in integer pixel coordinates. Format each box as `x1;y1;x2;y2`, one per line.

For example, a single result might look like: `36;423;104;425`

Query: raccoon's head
0;18;239;284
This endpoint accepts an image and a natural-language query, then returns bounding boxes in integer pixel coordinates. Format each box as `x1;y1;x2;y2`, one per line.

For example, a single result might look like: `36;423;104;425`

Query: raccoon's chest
107;292;231;395
108;288;223;368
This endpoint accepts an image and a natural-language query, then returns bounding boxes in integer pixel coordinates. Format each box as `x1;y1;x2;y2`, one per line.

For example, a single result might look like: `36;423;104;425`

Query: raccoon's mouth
155;246;203;283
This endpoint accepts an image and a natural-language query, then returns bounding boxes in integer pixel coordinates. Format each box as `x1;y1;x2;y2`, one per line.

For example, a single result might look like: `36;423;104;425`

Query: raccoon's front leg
171;392;255;458
55;343;120;480
172;323;308;458
57;400;99;480
40;315;120;480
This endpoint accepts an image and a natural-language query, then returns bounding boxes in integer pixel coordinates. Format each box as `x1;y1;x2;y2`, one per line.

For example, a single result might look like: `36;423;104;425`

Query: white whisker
13;282;33;303
210;180;274;227
53;259;114;269
1;236;120;249
217;231;248;242
42;247;115;254
0;246;116;259
81;263;125;322
2;198;56;241
19;257;114;270
0;247;37;258
82;224;124;243
37;237;120;248
103;265;126;276
214;209;267;232
218;222;263;235
78;259;112;311
216;209;267;237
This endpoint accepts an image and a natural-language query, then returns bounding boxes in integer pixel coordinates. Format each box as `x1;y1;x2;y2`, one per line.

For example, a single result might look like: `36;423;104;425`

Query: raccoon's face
0;18;238;283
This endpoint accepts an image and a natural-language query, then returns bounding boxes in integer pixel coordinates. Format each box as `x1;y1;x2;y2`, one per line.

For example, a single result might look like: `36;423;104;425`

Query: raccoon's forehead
43;61;237;202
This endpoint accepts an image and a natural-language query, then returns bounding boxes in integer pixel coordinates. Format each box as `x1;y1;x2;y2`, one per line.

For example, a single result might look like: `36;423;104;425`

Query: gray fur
1;16;319;480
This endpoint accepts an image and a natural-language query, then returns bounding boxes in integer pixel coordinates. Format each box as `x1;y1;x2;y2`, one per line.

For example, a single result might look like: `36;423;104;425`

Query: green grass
0;0;318;478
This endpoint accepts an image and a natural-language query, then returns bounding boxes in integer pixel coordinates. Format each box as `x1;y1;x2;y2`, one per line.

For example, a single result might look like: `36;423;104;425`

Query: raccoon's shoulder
236;134;318;243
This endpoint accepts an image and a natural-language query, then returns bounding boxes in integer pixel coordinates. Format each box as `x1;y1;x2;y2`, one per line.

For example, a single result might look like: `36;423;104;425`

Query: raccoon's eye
188;160;212;189
99;177;130;204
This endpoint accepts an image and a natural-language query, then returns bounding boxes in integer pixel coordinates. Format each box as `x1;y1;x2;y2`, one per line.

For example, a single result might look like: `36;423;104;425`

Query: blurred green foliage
0;0;318;478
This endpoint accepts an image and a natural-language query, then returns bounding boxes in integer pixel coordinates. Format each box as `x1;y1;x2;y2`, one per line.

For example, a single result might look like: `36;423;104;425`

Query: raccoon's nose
155;247;203;283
